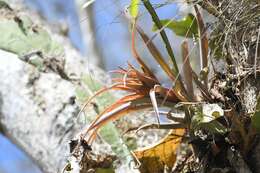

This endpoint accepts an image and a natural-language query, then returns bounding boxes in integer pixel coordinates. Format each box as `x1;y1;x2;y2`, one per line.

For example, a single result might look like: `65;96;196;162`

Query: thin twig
255;26;260;78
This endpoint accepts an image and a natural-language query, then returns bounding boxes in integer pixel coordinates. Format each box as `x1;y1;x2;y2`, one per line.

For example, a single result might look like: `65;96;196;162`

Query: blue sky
0;134;41;173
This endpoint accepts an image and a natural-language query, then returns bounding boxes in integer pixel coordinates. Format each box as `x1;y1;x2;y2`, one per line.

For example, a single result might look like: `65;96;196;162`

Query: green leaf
0;15;63;56
96;168;115;173
129;0;140;18
191;104;227;134
200;121;227;134
152;14;198;38
251;96;260;132
141;0;179;75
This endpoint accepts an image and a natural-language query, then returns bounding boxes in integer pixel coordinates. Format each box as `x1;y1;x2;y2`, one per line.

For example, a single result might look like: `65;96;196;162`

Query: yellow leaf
129;0;140;18
134;129;185;173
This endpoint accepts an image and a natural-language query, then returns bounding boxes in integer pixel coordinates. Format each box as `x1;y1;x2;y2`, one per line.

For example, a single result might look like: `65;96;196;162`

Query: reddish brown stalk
135;26;188;102
85;102;153;143
78;83;140;115
131;25;157;79
194;5;209;90
181;41;195;101
192;71;212;101
136;26;175;80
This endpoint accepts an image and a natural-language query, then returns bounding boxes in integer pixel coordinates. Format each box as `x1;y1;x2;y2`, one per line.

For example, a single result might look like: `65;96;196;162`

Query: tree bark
0;1;110;173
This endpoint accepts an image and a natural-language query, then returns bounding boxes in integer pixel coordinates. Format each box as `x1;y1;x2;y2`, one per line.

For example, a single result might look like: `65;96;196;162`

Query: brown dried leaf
134;129;185;173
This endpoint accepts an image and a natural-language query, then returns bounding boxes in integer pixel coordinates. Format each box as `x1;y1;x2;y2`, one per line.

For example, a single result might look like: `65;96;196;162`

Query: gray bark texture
0;1;109;173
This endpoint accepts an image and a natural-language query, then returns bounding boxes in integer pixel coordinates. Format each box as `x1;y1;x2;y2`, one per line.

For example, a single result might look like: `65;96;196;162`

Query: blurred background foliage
0;0;200;172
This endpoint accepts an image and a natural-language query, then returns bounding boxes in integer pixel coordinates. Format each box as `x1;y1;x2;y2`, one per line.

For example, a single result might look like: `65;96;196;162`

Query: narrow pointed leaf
141;0;179;75
136;26;188;102
251;96;260;132
194;5;209;88
136;26;176;81
181;41;194;101
192;70;212;101
125;123;185;134
129;0;140;18
149;86;160;124
88;102;152;132
152;14;198;38
131;26;157;78
85;94;148;134
77;75;135;169
154;85;179;102
78;83;133;115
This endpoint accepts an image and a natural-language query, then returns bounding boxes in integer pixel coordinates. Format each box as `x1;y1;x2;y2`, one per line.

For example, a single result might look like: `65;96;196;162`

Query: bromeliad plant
80;0;259;172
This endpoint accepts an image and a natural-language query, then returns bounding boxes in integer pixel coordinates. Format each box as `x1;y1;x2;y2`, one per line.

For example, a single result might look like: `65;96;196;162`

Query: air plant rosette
78;0;260;172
